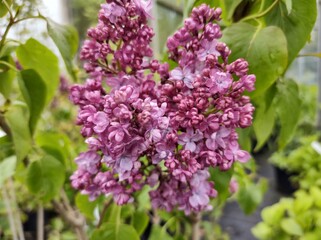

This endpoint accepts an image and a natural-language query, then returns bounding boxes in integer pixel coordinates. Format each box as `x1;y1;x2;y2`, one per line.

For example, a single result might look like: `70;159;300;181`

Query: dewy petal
216;137;226;149
229;140;239;151
199;194;210;206
115;131;125;142
189;194;201;208
210;70;233;93
189;193;209;208
184;76;194;89
101;155;114;165
205;138;216;150
93;111;108;124
186;128;194;136
224;150;234;161
185;141;197;152
93;111;109;133
151;129;162;142
237;150;251;163
182;68;194;89
219;127;231;138
119;157;134;171
134;0;153;18
178;133;189;144
94;125;107;133
158;117;169;129
197;39;219;61
101;3;125;23
192;129;204;141
170;68;183;80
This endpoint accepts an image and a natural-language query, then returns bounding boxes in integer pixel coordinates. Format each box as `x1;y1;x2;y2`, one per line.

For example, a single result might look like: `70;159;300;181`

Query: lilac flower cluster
70;0;255;214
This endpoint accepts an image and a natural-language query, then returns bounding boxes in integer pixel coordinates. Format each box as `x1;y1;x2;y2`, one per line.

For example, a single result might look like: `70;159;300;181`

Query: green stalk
241;0;279;22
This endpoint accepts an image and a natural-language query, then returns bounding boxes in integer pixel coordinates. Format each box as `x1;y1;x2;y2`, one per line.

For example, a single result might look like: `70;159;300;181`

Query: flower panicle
70;1;255;214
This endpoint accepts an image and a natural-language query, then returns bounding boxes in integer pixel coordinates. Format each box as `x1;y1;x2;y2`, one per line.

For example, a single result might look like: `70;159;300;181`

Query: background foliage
0;0;319;239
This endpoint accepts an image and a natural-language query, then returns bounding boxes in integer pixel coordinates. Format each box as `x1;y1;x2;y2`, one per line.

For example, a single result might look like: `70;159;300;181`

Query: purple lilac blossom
70;1;255;215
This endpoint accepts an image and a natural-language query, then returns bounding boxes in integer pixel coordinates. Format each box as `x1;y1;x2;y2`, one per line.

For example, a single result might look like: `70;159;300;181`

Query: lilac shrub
70;0;255;214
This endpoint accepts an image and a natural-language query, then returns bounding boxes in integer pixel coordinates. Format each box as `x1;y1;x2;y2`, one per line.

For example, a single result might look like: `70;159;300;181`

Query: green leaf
91;223;140;240
75;193;97;220
265;0;317;65
261;203;286;225
209;166;234;202
18;69;47;135
108;204;122;224
310;187;321;208
262;83;277;111
183;0;195;19
293;190;313;213
120;205;135;219
137;185;151;211
132;211;149;235
302;232;321;240
4;102;32;162
253;83;278;148
225;0;243;20
0;41;18;58
281;0;292;14
281;218;303;236
251;222;273;240
253;103;276;151
149;225;173;240
35;132;73;166
0;136;14;159
0;56;16;99
16;38;59;104
236;128;252;152
221;23;288;97
0;156;16;187
46;18;79;81
0;0;12;18
26;155;65;202
237;178;268;214
275;79;301;149
236;127;252;152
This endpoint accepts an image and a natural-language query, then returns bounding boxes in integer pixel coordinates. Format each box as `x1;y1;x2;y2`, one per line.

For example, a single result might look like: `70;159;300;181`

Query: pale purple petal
134;0;153;18
170;68;184;80
237;150;251;163
93;111;109;133
115;131;125;142
120;157;133;171
185;141;197;152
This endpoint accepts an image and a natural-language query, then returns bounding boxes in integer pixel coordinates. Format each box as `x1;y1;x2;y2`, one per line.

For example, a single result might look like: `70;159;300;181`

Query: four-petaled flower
206;127;231;150
92;111;109;133
170;67;194;89
208;70;232;94
197;39;219;61
178;128;203;152
101;3;125;23
134;0;152;18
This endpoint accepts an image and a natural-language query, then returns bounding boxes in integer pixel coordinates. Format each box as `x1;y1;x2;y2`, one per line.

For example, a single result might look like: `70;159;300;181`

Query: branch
52;191;88;240
97;198;113;228
7;179;25;240
0;13;14;54
37;205;44;240
298;52;321;58
2;0;13;20
1;186;18;240
191;213;201;240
